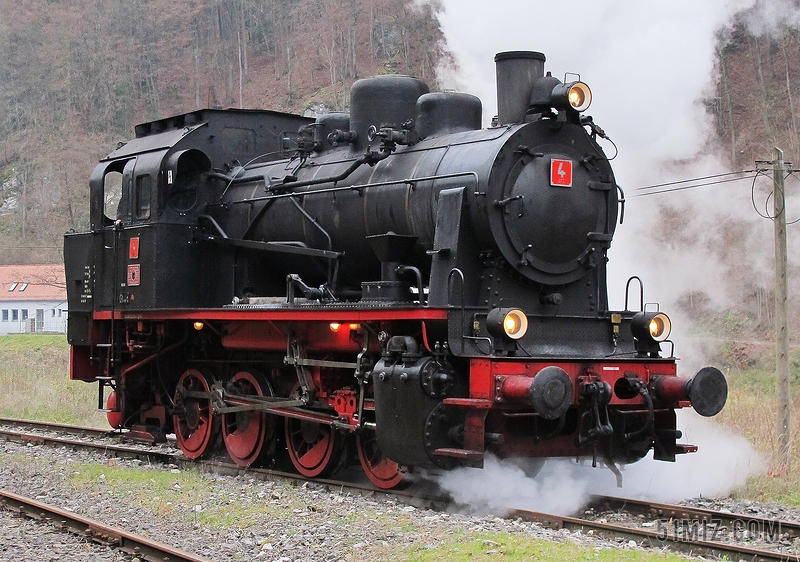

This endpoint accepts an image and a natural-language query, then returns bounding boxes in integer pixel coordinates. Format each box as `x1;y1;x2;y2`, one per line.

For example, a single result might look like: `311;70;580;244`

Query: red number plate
550;158;573;187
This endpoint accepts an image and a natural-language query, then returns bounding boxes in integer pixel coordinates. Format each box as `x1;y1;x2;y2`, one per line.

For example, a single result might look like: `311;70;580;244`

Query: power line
635;169;757;191
631;170;759;197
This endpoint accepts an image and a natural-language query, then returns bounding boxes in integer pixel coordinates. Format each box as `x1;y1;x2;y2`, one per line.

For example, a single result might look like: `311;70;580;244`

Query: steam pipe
230;170;480;205
208;171;251;185
396;265;425;305
623;380;654;442
208;143;394;191
274;146;391;190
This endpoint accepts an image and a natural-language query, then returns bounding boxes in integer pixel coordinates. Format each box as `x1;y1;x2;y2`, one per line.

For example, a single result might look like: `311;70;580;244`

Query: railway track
0;489;214;562
1;417;797;561
0;417;446;511
510;504;800;562
592;495;800;540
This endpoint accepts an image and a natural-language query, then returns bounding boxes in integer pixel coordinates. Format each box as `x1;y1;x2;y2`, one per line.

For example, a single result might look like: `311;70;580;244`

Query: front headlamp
551;81;592;112
487;308;529;340
631;312;671;343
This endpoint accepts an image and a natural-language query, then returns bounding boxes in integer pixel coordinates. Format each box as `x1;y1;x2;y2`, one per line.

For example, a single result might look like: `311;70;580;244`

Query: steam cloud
432;0;790;507
439;411;763;516
744;0;800;36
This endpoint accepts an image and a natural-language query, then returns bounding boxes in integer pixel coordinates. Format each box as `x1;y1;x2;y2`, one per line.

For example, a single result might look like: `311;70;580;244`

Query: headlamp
487;308;529;340
551;81;592;112
631;312;671;343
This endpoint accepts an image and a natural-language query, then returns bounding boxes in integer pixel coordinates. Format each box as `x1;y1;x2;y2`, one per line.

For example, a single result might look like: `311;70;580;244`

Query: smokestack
494;51;546;125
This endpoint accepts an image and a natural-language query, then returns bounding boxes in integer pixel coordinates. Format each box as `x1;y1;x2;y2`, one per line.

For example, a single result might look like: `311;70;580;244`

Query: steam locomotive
64;51;727;488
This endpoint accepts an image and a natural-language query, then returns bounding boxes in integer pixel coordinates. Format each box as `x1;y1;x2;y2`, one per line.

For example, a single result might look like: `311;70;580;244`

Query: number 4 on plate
550;158;572;187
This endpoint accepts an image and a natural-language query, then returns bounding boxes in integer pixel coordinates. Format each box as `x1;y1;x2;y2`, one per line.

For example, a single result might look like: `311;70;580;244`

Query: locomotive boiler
64;51;728;488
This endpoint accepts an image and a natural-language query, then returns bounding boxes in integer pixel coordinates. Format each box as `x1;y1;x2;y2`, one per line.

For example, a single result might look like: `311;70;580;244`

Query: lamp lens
569;88;584;108
502;310;528;339
649;317;663;337
649;313;671;341
567;82;591;111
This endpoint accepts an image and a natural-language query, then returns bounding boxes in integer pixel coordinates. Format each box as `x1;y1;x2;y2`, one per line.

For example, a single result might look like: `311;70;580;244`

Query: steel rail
0;489;214;562
0;417;115;438
509;507;800;562
0;425;176;464
592;495;800;540
0;421;447;511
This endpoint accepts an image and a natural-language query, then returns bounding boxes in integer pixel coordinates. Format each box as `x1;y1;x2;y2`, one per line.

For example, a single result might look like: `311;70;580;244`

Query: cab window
165;149;211;212
102;158;135;222
135;175;151;219
103;169;123;220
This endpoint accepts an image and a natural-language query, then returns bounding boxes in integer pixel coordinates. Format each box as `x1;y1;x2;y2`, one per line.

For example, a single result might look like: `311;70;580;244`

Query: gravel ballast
0;440;650;561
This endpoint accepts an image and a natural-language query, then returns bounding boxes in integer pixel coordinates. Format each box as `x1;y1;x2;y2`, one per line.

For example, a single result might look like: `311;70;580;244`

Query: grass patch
734;472;800;505
0;334;106;427
67;461;304;527
364;531;686;562
712;340;800;503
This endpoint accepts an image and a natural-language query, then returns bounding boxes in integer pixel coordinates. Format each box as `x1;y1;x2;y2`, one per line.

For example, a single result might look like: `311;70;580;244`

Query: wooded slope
0;0;446;264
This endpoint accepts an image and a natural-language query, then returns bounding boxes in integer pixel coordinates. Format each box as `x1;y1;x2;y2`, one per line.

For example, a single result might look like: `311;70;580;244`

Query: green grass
365;531;687;562
0;334;107;427
712;340;800;503
67;461;299;525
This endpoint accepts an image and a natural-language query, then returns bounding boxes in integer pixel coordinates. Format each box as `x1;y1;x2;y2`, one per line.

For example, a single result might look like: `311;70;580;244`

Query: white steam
433;0;790;506
439;412;763;516
744;0;800;36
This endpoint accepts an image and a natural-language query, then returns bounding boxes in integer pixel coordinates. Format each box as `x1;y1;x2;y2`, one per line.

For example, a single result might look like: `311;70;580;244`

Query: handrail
229;171;480;205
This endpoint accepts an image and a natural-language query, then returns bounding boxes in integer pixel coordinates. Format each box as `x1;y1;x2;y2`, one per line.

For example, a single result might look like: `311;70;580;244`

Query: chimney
495;51;546;125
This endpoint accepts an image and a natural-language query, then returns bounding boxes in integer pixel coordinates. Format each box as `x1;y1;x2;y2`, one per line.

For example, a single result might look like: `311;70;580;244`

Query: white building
0;264;67;334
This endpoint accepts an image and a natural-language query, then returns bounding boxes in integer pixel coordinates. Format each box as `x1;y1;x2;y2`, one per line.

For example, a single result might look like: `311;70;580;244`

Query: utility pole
773;147;791;474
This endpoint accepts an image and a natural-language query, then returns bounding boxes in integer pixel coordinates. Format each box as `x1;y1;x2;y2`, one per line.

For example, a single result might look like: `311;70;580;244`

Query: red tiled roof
0;264;67;302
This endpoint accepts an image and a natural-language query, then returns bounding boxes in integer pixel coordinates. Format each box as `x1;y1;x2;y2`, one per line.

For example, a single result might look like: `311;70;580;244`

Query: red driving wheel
173;368;218;459
284;417;340;478
222;370;274;467
356;430;406;489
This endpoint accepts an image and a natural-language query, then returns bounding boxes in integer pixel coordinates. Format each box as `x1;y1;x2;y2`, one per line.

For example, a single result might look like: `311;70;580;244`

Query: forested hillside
714;14;800;169
0;0;446;264
665;10;800;332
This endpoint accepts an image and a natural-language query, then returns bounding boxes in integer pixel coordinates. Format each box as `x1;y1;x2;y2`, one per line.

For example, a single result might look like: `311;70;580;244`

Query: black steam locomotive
64;51;727;488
